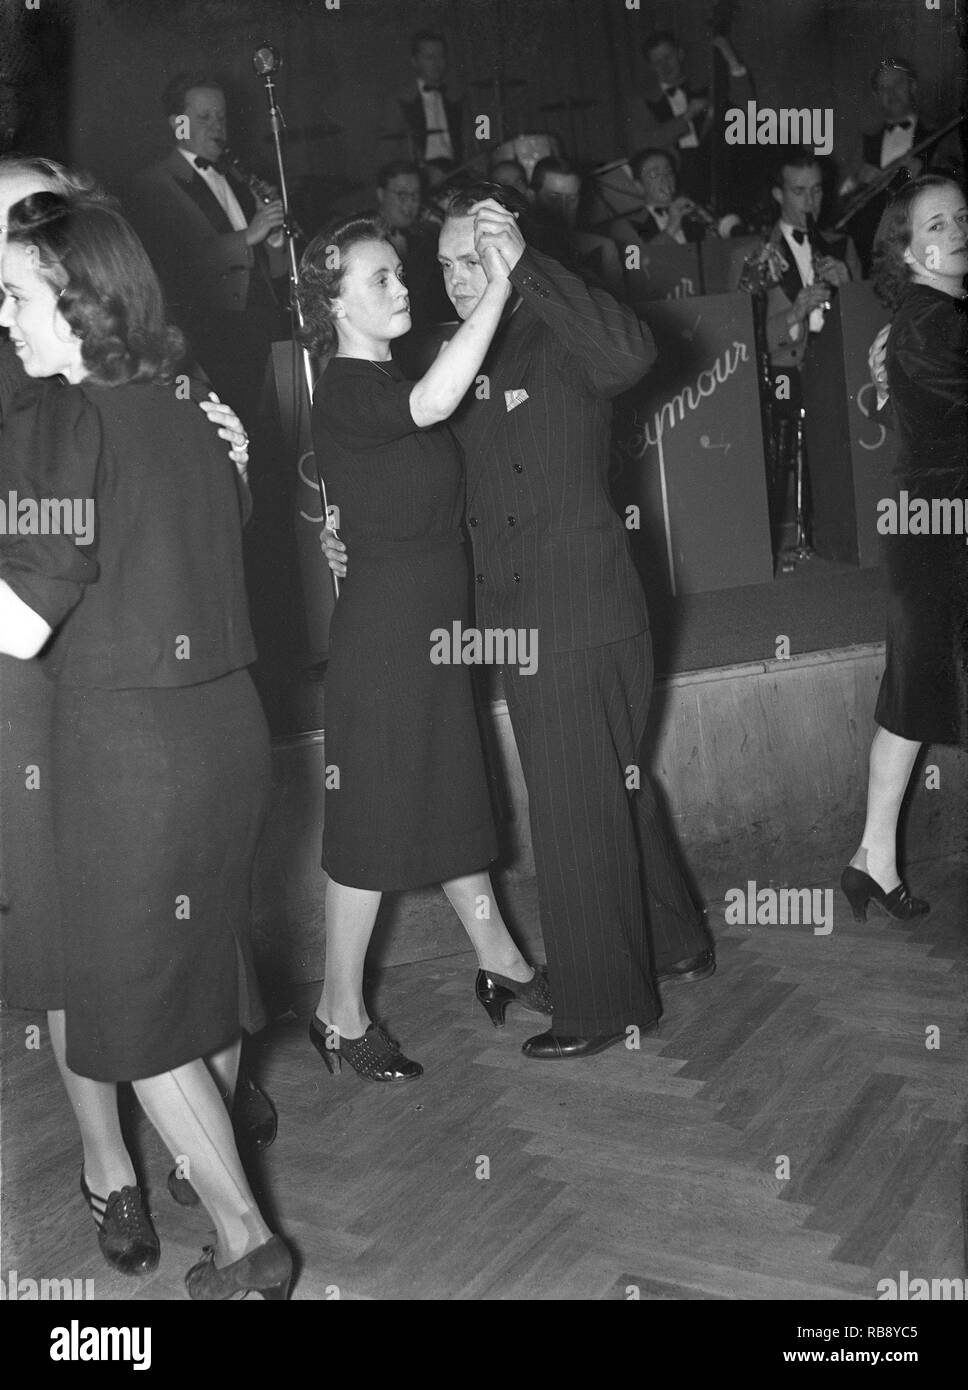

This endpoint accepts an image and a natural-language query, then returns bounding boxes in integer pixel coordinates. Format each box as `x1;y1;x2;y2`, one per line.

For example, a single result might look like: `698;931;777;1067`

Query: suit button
468;516;479;527
513;464;523;473
475;573;484;584
513;572;521;583
507;515;516;526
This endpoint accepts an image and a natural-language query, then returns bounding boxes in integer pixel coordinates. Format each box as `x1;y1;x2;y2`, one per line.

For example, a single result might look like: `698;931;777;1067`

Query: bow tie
791;228;807;245
421;84;444;94
651;205;669;215
194;156;214;171
885;118;913;132
662;85;684;97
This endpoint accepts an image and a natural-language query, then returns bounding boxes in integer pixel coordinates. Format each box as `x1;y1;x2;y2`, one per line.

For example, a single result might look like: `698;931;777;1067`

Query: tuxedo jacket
385;83;465;163
764;222;862;370
450;247;654;654
861;119;937;174
625;68;754;155
126;149;286;327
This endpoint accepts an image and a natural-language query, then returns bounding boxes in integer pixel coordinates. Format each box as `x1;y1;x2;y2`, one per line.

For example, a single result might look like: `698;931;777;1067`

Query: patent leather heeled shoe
840;866;930;924
308;1014;423;1082
233;1075;278;1151
167;1168;200;1208
80;1171;160;1276
185;1234;293;1301
475;965;553;1027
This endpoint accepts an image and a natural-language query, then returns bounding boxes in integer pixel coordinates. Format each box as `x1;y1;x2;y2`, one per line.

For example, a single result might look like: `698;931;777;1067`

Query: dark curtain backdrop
4;0;963;221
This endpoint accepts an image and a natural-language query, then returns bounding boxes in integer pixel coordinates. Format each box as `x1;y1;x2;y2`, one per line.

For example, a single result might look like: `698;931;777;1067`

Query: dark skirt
875;485;968;747
0;656;63;1008
323;536;498;890
45;669;270;1082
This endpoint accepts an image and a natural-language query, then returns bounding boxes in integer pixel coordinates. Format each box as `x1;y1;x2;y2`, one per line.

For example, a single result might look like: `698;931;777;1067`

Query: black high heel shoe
475;966;553;1027
79;1171;160;1276
308;1014;423;1081
186;1234;293;1300
168;1073;276;1207
840;866;930;924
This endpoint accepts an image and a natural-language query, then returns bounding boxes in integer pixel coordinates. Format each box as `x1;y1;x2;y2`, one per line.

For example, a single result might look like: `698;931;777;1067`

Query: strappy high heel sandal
840;866;930;924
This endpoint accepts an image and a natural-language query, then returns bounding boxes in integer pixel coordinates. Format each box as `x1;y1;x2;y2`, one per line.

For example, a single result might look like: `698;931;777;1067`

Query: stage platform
253;554;890;739
246;557;966;992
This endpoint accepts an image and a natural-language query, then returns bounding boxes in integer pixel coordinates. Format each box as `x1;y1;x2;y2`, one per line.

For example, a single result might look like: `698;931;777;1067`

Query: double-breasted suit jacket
454;247;652;654
451;248;706;1036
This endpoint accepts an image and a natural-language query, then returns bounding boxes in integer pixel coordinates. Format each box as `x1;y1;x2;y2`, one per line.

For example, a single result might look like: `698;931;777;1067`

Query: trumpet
216;147;308;242
676;197;718;229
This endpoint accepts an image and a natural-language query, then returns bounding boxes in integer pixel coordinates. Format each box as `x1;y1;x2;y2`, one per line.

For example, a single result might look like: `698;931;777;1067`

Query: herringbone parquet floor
2;856;965;1300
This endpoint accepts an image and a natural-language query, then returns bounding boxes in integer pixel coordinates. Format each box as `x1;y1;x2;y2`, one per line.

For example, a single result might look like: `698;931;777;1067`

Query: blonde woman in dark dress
842;176;968;921
0;193;290;1298
300;208;551;1082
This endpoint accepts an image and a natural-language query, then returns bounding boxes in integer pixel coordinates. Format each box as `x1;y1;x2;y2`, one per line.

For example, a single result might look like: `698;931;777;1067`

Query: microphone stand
254;46;340;599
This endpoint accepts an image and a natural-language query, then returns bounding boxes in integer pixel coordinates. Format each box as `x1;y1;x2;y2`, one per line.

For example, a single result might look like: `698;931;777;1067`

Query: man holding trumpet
606;147;729;257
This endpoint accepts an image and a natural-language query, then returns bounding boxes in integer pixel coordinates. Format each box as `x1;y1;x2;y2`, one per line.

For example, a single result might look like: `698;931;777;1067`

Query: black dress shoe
657;947;716;985
80;1172;160;1276
522;1030;627;1060
233;1075;278;1151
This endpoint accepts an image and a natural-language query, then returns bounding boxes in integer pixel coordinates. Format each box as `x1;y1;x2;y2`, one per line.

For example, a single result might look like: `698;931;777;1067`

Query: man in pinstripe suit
324;186;714;1058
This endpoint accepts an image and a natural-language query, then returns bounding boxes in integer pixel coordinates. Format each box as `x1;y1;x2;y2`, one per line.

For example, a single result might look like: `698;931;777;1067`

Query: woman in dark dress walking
299;209;551;1081
0;193;290;1298
842;175;968;921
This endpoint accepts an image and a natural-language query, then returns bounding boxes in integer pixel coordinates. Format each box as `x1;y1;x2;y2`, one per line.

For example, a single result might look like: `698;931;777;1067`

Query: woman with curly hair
300;207;551;1082
0;192;290;1299
842;175;968;922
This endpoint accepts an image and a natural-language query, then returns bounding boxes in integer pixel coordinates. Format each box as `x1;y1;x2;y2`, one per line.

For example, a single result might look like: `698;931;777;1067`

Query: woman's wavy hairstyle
871;174;963;310
5;192;185;386
0;153;101;201
297;214;393;356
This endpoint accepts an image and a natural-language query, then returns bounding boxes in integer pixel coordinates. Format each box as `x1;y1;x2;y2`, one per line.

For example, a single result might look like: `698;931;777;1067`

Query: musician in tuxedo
626;29;753;205
606;147;725;252
375;160;453;366
529;156;624;298
126;73;287;423
762;151;861;555
381;30;465;169
839;58;961;273
322;182;713;1059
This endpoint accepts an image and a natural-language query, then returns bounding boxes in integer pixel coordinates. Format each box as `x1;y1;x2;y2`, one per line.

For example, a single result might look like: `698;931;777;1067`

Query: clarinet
805;213;837;301
216;147;308;243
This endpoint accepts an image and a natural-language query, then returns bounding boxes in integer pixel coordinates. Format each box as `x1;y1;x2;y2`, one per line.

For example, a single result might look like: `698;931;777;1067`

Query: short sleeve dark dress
875;284;968;746
0;378;270;1082
312;358;497;889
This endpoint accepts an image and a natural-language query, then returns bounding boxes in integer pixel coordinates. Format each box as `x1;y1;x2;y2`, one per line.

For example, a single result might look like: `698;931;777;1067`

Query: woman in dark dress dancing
0;194;290;1298
842;175;968;921
299;208;551;1081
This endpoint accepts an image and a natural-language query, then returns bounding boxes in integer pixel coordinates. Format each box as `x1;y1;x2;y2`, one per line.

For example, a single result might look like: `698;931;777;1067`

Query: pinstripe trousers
503;631;706;1036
